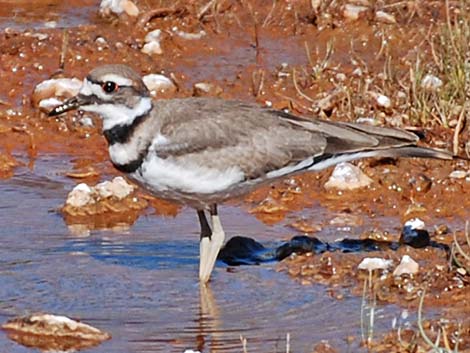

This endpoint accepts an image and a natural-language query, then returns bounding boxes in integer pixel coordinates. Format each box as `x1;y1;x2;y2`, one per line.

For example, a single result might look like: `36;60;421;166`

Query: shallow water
1;3;455;351
0;155;402;352
0;0;97;30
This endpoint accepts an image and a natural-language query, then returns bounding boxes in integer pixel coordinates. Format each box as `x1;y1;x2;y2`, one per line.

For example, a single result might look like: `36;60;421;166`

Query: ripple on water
0;155;397;352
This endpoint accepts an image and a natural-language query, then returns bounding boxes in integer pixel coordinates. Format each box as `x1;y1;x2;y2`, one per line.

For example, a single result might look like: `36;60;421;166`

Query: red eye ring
102;81;118;93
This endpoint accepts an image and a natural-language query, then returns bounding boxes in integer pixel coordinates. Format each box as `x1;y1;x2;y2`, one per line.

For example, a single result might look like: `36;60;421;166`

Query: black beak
48;95;90;117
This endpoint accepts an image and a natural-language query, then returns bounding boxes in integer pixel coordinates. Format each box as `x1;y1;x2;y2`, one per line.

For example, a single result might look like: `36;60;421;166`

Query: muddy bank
1;0;469;352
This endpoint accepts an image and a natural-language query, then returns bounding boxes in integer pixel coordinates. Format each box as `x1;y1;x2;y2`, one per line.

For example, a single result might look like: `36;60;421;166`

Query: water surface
0;155;401;352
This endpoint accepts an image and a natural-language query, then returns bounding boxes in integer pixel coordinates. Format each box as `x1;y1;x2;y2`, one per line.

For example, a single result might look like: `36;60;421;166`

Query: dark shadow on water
218;230;450;266
56;226;449;272
57;239;200;270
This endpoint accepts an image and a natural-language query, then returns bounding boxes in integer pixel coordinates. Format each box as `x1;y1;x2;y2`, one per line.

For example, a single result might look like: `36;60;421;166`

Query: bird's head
48;64;152;130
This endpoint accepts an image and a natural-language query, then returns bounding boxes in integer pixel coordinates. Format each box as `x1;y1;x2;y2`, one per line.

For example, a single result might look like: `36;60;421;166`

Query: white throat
82;97;152;130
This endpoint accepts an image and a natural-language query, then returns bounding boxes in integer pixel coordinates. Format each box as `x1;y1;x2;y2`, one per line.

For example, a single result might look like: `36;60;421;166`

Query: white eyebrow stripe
100;74;133;86
79;79;110;100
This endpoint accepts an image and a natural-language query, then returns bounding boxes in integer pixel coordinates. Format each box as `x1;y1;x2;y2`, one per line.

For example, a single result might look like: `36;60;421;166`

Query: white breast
133;153;245;195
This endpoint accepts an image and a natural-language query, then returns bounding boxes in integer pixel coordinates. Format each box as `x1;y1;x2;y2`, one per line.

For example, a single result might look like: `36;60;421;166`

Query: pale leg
199;204;225;283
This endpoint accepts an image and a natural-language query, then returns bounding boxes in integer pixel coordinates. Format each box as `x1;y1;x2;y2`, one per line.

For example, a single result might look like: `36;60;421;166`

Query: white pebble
145;29;162;42
79;117;94;127
343;4;368;21
3;313;110;343
143;74;176;93
142;41;163;55
33;77;82;109
375;11;396;24
376;94;391;108
100;0;139;17
393;255;419;276
404;218;425;230
95;176;135;200
173;28;206;40
356;117;379;126
449;170;467;179
142;29;163;55
421;74;443;92
324;162;373;190
335;72;347;82
38;97;63;111
66;183;95;208
358;257;393;271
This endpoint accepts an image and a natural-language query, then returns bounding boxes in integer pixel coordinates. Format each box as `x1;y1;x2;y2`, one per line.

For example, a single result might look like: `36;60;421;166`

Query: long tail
308;145;455;172
373;146;454;160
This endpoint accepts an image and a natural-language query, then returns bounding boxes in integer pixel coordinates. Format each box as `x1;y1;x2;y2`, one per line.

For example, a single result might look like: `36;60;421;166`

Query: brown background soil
1;1;469;351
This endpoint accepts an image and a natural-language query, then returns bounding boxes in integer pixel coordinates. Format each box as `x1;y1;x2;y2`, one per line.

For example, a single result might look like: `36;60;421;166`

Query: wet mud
1;0;470;352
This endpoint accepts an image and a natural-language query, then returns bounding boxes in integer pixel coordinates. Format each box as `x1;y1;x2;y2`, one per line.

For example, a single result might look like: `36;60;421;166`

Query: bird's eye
102;81;118;93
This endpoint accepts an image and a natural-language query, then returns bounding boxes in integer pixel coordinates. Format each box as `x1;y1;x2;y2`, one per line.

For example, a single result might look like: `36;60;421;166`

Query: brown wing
151;98;451;180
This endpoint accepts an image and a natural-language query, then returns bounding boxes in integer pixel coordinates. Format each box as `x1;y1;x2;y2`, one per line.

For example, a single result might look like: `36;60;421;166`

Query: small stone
26;32;49;41
145;29;162;42
2;313;110;351
358;257;393;271
456;267;467;276
404;218;425;230
375;10;396;24
310;0;321;11
95;176;135;200
369;92;392;109
193;82;223;97
121;0;139;16
421;74;443;92
142;74;176;94
324;162;373;190
400;218;430;248
38;97;63;111
79;116;94;127
141;41;163;55
393;255;419;276
95;37;107;45
66;183;95;208
335;73;346;82
100;0;139;17
343;4;368;21
141;29;163;55
449;170;467;179
356;117;380;126
32;77;82;111
173;28;206;40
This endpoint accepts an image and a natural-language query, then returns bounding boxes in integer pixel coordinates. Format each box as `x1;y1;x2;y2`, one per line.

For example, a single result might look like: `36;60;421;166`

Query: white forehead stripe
100;74;133;86
79;79;96;95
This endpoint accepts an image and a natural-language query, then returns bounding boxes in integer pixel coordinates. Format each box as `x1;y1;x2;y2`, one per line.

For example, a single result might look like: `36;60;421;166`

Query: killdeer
49;64;454;284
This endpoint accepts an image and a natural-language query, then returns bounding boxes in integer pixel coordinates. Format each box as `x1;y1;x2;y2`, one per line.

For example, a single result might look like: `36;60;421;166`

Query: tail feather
307;145;455;173
373;146;454;160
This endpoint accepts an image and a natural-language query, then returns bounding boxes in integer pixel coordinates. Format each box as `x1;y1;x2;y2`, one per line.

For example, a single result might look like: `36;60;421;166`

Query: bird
48;64;454;284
